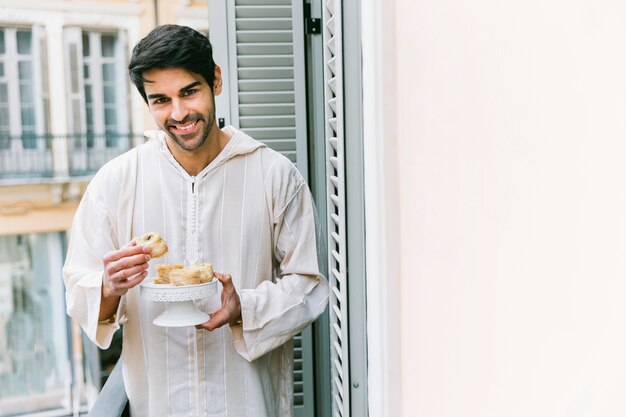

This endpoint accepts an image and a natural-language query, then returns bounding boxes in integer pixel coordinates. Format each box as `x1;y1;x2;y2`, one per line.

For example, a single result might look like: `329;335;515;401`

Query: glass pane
0;83;7;143
0;83;7;104
18;61;32;82
105;134;118;147
102;63;115;82
0;62;4;77
0;233;71;415
101;34;117;57
86;105;93;129
82;33;90;57
104;107;117;126
21;103;36;149
0;30;5;54
0;107;9;133
85;85;92;104
103;85;116;104
21;106;35;127
20;84;34;104
83;63;89;79
16;30;32;55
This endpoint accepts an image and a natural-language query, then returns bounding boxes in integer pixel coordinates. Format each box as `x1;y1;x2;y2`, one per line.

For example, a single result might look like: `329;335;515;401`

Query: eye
153;97;169;105
181;89;197;97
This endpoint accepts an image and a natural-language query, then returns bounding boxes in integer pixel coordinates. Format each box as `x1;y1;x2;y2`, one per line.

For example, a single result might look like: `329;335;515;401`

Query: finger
108;253;151;273
125;270;149;286
197;310;228;331
103;245;150;263
110;270;148;292
116;262;150;280
213;272;233;287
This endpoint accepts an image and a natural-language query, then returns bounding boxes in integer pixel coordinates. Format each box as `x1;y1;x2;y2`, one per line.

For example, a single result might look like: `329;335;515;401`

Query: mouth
170;120;199;134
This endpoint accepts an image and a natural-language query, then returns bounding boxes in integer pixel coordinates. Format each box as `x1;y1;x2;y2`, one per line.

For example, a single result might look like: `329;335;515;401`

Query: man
63;24;328;417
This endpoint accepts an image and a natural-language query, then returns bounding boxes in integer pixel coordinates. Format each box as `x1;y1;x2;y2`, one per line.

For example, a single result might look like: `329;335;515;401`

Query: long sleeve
231;170;329;361
63;149;137;349
63;186;124;349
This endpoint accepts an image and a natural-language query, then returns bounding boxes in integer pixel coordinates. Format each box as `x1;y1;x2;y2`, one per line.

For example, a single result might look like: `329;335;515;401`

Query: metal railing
0;134;54;180
0;133;144;182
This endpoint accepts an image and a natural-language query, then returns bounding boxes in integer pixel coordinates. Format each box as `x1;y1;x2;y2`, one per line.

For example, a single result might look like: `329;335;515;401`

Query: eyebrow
146;81;203;100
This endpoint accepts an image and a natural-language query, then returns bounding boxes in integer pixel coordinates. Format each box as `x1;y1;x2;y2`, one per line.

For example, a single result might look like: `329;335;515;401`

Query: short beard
165;111;215;152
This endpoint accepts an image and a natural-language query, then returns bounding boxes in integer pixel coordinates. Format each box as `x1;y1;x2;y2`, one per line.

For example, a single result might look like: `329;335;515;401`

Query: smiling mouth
171;120;198;133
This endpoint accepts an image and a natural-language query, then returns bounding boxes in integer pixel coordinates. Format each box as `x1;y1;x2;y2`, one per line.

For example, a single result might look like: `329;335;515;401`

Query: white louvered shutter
323;0;350;416
210;1;313;416
216;0;308;174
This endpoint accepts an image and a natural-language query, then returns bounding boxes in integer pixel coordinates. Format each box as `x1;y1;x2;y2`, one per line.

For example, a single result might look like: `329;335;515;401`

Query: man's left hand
197;272;242;331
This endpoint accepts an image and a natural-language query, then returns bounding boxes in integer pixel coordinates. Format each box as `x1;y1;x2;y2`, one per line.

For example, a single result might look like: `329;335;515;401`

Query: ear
213;66;223;95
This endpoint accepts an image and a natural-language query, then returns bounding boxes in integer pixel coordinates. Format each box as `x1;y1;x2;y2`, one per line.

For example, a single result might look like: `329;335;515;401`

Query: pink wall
367;0;626;415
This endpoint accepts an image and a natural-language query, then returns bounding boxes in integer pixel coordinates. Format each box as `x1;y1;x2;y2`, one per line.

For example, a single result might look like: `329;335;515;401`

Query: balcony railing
0;133;144;182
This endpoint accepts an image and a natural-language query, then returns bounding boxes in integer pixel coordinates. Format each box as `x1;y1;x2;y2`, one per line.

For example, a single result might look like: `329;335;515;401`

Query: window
64;28;130;149
64;27;131;175
83;31;125;147
0;232;90;415
0;26;48;150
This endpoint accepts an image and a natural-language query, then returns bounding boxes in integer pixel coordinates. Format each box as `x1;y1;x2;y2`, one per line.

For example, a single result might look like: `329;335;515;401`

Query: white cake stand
141;279;218;327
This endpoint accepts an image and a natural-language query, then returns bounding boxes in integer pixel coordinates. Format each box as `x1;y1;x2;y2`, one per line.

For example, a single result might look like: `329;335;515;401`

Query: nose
170;98;190;122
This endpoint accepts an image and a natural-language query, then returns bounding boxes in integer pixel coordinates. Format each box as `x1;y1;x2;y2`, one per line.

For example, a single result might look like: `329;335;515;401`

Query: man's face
143;67;221;152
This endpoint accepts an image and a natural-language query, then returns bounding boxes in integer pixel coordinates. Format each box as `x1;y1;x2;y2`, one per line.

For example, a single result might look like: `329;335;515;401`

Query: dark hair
128;24;216;103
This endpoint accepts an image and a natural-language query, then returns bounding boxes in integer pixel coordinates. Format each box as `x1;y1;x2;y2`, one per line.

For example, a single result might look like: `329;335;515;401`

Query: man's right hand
99;242;151;321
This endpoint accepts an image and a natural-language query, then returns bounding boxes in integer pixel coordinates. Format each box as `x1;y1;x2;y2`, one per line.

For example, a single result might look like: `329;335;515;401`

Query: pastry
154;263;183;284
169;268;202;286
187;263;214;283
134;232;168;258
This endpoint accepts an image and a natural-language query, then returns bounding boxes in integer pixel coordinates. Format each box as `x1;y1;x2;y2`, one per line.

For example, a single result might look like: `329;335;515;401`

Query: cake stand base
153;300;210;327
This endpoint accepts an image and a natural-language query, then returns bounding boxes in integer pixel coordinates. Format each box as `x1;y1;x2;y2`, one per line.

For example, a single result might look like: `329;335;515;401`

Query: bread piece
134;232;168;258
187;263;214;283
154;263;184;284
169;268;202;286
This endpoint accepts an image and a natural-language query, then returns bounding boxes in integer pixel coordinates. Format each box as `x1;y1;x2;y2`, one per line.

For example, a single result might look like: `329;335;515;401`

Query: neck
165;127;232;176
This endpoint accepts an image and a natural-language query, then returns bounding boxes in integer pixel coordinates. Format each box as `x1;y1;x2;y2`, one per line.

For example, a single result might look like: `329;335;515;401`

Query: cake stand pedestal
141;279;218;327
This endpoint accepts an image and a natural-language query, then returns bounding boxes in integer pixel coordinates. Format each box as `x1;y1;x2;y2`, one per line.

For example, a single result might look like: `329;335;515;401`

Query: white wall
366;0;626;416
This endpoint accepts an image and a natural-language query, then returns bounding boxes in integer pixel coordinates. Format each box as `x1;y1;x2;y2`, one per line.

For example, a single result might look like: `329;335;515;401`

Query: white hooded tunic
63;127;329;417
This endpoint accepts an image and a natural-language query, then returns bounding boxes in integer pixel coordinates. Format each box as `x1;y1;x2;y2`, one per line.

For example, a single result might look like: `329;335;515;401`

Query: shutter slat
238;55;294;67
329;97;337;112
333;376;344;398
239;103;295;117
238;79;294;92
332;268;342;282
239;91;295;104
241;126;295;138
238;67;294;79
236;18;293;31
239;116;295;129
236;30;292;43
237;42;293;55
235;5;292;18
